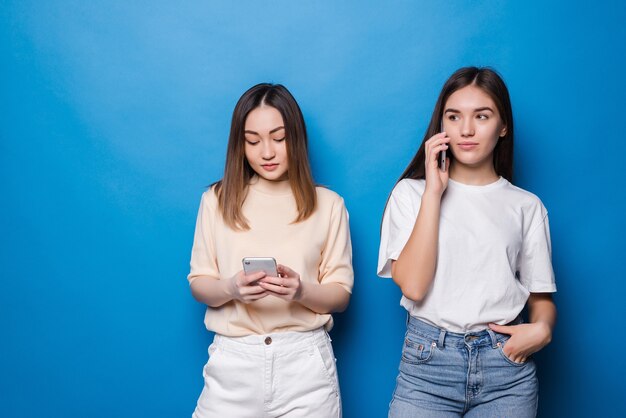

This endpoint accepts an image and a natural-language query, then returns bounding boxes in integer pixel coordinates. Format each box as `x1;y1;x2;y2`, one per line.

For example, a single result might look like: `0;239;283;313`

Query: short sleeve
377;181;420;278
318;197;354;293
517;204;557;293
187;190;220;285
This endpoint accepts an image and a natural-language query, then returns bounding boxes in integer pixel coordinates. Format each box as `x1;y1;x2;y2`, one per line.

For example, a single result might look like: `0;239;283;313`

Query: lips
261;164;279;171
457;142;479;150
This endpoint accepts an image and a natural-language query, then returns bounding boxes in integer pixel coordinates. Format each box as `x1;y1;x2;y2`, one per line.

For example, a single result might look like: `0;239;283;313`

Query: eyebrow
244;126;285;136
444;107;494;114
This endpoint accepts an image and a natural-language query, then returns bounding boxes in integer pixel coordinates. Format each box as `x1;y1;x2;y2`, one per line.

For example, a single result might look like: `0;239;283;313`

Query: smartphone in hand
438;120;447;172
242;257;278;277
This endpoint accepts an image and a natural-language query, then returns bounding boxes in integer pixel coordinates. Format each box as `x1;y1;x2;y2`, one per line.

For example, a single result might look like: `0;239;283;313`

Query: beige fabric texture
188;176;353;336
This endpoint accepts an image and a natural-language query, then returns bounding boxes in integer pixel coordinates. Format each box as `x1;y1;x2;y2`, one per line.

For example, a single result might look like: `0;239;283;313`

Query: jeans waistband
406;315;522;349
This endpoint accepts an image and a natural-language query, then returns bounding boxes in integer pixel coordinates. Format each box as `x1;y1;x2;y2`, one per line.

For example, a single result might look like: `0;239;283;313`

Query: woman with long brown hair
378;67;557;417
188;83;352;417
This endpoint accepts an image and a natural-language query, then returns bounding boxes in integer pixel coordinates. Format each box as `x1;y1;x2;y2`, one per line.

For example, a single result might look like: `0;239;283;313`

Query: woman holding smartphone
187;83;352;418
378;67;556;417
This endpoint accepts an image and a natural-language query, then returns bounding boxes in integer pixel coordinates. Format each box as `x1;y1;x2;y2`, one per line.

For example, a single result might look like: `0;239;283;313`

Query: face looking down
244;105;289;182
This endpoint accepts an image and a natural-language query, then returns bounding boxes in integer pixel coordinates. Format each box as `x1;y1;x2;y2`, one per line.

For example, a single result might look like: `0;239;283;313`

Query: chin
259;172;288;181
453;154;490;167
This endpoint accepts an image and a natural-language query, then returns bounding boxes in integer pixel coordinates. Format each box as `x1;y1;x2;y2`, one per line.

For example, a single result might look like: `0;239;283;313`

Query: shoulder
502;181;547;212
200;185;220;210
389;179;426;206
391;178;426;201
315;186;346;208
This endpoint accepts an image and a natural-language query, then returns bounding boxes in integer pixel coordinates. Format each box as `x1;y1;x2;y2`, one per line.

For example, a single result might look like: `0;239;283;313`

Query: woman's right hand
227;270;268;303
424;132;450;196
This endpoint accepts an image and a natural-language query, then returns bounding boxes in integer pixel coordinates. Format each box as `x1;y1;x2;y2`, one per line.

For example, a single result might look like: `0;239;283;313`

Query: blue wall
2;1;625;417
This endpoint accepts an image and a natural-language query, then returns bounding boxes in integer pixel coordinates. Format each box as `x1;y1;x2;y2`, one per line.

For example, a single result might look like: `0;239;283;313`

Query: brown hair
214;83;316;230
399;66;514;182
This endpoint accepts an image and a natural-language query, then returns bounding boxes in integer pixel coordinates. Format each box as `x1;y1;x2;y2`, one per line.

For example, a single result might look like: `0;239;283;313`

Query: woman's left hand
489;322;552;363
258;264;303;301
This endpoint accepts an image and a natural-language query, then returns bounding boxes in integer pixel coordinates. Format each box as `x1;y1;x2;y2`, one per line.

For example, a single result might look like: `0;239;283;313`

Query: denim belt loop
486;329;498;348
437;329;446;349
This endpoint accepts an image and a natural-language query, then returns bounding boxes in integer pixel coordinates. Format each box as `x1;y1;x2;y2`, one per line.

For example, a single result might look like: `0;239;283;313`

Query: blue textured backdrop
2;1;625;417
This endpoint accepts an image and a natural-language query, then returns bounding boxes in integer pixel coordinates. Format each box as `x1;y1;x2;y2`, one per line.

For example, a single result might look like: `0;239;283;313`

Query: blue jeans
389;315;538;418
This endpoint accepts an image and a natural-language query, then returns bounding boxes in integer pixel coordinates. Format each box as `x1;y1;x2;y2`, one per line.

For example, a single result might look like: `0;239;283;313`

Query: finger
244;291;268;301
424;134;446;157
427;134;450;152
259;281;290;295
426;133;449;147
426;144;449;169
504;347;524;364
511;354;525;363
241;285;267;295
242;271;267;285
489;323;515;335
259;276;288;287
428;143;449;160
277;264;297;278
425;132;448;145
502;344;511;357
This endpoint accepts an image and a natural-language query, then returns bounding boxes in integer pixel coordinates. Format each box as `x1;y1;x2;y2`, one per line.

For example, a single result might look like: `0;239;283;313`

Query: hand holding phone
257;264;304;302
228;268;270;304
438;120;447;172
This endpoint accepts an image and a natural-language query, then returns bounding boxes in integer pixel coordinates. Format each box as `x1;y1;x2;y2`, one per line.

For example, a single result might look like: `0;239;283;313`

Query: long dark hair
214;83;316;230
399;67;514;182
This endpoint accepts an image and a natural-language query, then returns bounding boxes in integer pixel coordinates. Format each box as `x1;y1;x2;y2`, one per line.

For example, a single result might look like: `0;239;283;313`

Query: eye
245;139;260;145
447;114;459;121
273;137;286;143
476;114;489;120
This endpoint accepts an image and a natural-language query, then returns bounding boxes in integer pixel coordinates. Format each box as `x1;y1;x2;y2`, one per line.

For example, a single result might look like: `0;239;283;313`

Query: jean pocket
401;335;436;365
495;340;528;367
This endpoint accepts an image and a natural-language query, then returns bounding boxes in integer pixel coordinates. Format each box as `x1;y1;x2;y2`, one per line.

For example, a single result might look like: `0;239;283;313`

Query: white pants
192;328;342;418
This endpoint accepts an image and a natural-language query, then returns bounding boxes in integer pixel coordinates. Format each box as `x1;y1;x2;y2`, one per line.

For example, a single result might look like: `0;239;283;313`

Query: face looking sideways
244;105;289;181
442;84;507;171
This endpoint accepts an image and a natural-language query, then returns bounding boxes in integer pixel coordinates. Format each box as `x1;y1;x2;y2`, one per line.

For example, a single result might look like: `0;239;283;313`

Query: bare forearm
190;276;233;308
298;282;351;314
392;192;442;301
528;293;557;346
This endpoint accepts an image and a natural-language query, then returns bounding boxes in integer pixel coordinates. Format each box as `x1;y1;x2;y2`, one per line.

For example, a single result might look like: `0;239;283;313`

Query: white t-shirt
378;177;556;332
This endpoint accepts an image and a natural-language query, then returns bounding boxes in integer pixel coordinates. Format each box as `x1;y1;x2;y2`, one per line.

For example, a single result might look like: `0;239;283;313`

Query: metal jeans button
264;337;272;345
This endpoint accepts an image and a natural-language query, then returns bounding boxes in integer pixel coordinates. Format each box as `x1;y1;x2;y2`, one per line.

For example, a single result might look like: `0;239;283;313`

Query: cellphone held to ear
439;120;447;172
242;257;278;277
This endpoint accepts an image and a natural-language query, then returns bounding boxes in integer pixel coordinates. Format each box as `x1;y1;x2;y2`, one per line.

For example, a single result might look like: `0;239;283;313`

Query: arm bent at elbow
390;191;443;302
391;261;432;302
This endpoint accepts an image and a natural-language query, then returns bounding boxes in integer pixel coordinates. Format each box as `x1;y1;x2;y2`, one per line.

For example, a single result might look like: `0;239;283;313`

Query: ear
499;125;507;138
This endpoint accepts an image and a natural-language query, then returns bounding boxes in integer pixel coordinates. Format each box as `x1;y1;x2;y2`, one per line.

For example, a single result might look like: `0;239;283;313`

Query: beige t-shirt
188;176;353;336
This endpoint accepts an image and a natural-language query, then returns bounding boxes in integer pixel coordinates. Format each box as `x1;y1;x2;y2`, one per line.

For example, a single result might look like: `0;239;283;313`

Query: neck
249;175;292;195
449;163;499;185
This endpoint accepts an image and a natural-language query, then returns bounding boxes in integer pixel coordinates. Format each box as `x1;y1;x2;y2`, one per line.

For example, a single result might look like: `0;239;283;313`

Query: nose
461;118;475;137
261;140;276;160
